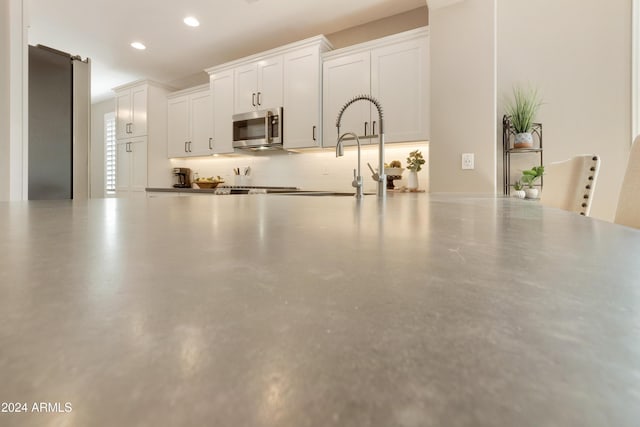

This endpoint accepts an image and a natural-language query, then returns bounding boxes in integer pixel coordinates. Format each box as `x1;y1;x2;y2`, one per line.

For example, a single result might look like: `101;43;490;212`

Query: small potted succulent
505;85;543;148
512;180;526;199
521;165;544;199
406;150;425;190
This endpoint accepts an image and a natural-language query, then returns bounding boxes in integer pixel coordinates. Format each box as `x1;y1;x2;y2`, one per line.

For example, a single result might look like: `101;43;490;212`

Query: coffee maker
173;168;191;188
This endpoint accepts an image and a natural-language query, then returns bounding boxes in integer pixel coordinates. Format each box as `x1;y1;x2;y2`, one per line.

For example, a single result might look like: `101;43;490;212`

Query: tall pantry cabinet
113;80;172;196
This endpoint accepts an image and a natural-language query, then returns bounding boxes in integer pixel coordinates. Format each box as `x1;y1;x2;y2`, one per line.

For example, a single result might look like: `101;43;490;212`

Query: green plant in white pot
521;165;544;199
406;150;425;191
512;180;526;199
506;85;543;149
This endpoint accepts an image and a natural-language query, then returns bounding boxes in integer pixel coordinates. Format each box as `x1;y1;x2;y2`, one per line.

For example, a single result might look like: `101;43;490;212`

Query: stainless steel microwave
232;107;283;150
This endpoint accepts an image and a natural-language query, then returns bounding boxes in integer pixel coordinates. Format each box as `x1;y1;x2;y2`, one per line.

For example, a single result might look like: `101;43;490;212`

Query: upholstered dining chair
539;155;601;216
614;136;640;229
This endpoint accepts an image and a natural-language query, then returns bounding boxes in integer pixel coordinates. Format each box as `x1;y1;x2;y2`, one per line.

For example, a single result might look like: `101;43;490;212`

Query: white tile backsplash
170;142;429;192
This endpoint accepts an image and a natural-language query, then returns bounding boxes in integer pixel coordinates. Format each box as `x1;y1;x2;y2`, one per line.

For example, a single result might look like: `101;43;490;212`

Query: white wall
0;0;27;201
90;98;114;198
428;0;631;221
428;0;497;193
497;0;632;221
327;6;428;49
0;1;9;200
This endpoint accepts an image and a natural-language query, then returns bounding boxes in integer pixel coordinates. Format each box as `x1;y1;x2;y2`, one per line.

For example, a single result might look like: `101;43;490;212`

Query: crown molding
426;0;465;10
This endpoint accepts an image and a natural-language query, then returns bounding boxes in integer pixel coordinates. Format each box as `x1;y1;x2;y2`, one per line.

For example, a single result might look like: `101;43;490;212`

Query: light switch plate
462;153;474;170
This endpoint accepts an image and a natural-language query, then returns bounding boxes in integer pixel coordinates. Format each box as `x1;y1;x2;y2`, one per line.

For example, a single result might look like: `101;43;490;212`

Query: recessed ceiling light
184;16;200;27
130;42;146;50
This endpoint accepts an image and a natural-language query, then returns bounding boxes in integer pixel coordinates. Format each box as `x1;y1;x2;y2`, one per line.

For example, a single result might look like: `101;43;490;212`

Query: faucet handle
367;162;379;182
352;169;363;189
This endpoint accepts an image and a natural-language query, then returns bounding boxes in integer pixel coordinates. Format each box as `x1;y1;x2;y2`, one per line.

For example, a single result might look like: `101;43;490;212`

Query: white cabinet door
283;46;321;149
322;51;371;147
115;137;147;195
115;90;131;140
234;63;257;113
116;84;148;139
371;37;429;143
211;70;234;154
257;56;283;110
167;95;190;158
116;141;131;192
129;138;148;192
234;56;283;113
130;85;148;137
189;90;213;156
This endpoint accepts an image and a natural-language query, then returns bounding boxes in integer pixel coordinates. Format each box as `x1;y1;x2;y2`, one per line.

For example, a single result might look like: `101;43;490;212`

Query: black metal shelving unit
502;115;543;195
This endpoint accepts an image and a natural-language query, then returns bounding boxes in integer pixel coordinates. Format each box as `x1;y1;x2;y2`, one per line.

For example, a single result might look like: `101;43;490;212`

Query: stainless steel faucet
336;132;364;199
336;94;386;199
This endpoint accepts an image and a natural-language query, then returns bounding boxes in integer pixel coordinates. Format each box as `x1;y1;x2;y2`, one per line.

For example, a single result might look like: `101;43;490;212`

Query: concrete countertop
1;194;639;426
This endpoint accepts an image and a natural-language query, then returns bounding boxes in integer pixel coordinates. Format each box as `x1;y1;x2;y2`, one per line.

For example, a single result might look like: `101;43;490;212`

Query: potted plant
512;180;526;199
406;150;425;190
505;85;542;148
521;165;544;199
384;160;404;190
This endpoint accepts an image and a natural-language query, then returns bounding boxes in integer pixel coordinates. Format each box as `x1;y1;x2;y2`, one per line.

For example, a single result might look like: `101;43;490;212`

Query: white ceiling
27;0;425;103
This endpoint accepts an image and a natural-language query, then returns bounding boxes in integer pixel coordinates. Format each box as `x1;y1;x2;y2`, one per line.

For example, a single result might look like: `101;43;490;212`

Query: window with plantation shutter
104;112;116;193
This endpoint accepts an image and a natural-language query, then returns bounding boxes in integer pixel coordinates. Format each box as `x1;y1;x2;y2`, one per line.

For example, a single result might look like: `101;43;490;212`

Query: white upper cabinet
207;35;332;151
116;84;147;139
189;90;214;156
210;70;234;154
234;56;283;113
167;86;213;158
167;96;190;157
322;52;371;147
283;43;330;150
322;27;429;147
371;36;429;143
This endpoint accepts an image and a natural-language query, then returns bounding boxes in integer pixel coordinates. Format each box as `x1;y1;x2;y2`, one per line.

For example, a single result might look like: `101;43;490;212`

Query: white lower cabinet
116;137;147;196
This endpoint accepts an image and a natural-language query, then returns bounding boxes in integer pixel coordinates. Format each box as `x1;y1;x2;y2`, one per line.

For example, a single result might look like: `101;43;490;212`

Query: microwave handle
265;111;272;142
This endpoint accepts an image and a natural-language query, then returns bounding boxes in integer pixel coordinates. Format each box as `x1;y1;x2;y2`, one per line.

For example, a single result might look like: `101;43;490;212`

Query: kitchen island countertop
1;194;639;426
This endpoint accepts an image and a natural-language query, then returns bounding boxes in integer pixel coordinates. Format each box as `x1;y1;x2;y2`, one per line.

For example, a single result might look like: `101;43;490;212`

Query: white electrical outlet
462;153;474;170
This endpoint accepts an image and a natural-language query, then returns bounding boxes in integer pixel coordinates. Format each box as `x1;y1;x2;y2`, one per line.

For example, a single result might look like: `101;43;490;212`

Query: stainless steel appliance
28;45;90;200
173;168;191;188
232;107;283;151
